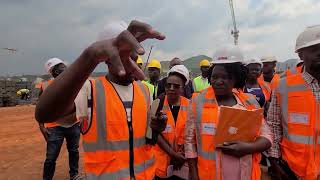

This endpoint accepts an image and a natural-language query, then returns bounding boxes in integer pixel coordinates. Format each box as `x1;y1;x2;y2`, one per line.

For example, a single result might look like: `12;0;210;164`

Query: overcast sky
0;0;319;76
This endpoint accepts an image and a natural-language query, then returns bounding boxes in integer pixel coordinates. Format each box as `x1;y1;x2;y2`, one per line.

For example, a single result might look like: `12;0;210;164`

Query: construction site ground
0;105;84;180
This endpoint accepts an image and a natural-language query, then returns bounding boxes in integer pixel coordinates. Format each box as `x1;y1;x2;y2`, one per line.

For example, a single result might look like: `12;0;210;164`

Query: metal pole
143;45;154;72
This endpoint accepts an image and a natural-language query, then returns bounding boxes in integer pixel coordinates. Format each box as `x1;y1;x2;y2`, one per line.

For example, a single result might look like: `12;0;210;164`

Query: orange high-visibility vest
280;66;304;79
83;77;156;180
35;82;42;89
191;87;262;180
259;74;280;91
257;78;272;102
277;73;320;179
41;79;59;128
154;95;189;177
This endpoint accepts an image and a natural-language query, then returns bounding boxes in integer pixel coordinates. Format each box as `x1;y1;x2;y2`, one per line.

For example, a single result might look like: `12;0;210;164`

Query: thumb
223;141;237;146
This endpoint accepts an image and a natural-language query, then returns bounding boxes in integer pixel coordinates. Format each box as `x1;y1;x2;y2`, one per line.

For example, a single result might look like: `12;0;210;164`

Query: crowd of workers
34;20;320;180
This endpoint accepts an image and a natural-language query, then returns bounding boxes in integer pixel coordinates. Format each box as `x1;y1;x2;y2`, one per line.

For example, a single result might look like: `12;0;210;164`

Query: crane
2;48;18;53
229;0;239;45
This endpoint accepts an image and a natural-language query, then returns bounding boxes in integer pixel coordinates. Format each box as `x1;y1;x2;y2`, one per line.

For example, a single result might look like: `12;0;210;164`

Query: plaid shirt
267;71;320;158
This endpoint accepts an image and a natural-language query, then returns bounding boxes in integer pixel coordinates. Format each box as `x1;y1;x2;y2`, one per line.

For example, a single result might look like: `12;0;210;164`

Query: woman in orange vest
154;65;190;180
244;58;271;107
185;46;272;180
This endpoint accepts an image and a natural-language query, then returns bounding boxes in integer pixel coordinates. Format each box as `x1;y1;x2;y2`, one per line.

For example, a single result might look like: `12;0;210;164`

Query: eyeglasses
165;83;182;89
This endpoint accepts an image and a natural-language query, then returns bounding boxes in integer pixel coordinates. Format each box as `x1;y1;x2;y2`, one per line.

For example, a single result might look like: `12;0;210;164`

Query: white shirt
76;79;134;123
110;82;133;122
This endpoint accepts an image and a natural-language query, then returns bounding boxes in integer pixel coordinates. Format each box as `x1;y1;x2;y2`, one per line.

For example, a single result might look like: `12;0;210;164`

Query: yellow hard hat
136;56;143;64
147;59;161;69
199;59;210;67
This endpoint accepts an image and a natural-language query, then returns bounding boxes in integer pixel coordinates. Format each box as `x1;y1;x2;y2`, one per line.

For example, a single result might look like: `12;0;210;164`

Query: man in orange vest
35;20;167;180
267;25;320;179
260;56;278;83
281;59;304;78
39;58;83;180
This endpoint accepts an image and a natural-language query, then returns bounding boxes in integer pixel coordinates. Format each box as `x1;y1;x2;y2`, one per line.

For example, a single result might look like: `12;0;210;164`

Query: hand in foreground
150;111;167;133
216;141;254;158
170;152;186;170
84;20;165;80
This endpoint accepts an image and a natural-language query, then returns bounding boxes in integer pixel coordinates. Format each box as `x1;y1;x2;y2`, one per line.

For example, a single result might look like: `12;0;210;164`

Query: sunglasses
165;83;182;89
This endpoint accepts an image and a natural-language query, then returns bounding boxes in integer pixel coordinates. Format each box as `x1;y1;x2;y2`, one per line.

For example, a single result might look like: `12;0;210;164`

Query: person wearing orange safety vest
280;59;304;79
185;46;272;180
154;65;190;180
244;58;271;107
39;58;83;180
267;25;320;179
259;56;280;91
35;20;168;180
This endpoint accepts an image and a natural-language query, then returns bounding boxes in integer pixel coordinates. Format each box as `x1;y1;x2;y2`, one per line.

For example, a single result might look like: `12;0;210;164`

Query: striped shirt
267;71;320;158
110;82;133;122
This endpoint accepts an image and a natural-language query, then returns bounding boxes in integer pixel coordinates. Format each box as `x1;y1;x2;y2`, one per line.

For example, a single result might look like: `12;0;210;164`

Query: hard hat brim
295;39;320;53
211;60;241;64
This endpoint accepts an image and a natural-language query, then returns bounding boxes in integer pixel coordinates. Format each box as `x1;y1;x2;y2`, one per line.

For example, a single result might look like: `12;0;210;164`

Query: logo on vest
164;125;172;133
228;126;238;135
202;123;216;135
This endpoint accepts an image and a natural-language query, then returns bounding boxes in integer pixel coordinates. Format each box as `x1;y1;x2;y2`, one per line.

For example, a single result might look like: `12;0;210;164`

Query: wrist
168;149;177;158
81;46;101;67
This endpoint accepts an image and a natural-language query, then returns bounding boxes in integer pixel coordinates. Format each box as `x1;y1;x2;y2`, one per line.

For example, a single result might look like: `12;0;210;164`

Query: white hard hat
97;21;128;41
44;58;66;73
212;46;244;64
295;25;320;52
167;65;189;85
260;56;277;63
245;58;263;67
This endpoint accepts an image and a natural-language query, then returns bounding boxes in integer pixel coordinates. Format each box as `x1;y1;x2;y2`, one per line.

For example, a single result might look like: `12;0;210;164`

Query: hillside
160;55;212;73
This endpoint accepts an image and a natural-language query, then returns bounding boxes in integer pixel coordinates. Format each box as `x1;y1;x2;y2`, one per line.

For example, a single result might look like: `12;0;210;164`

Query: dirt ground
0;105;84;180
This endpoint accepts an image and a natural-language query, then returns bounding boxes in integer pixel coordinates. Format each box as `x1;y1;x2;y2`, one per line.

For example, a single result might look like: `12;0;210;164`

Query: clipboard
214;106;263;145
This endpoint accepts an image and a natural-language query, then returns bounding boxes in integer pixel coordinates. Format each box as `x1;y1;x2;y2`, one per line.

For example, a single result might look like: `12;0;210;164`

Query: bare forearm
157;134;175;156
35;50;98;123
251;136;272;153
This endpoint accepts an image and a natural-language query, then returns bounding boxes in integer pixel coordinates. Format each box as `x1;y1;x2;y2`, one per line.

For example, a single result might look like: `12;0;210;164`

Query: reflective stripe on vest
277;78;312;145
86;156;155;180
162;105;188;111
194;89;217;161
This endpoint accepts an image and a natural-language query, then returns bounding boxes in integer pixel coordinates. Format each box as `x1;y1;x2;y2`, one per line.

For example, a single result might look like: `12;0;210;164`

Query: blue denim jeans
43;123;80;180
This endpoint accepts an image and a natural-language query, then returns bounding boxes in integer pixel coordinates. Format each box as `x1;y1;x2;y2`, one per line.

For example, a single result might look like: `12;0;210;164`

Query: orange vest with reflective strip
277;73;320;179
41;79;59;128
257;78;271;102
259;74;280;91
83;77;155;180
154;96;189;177
281;66;303;79
191;87;262;180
